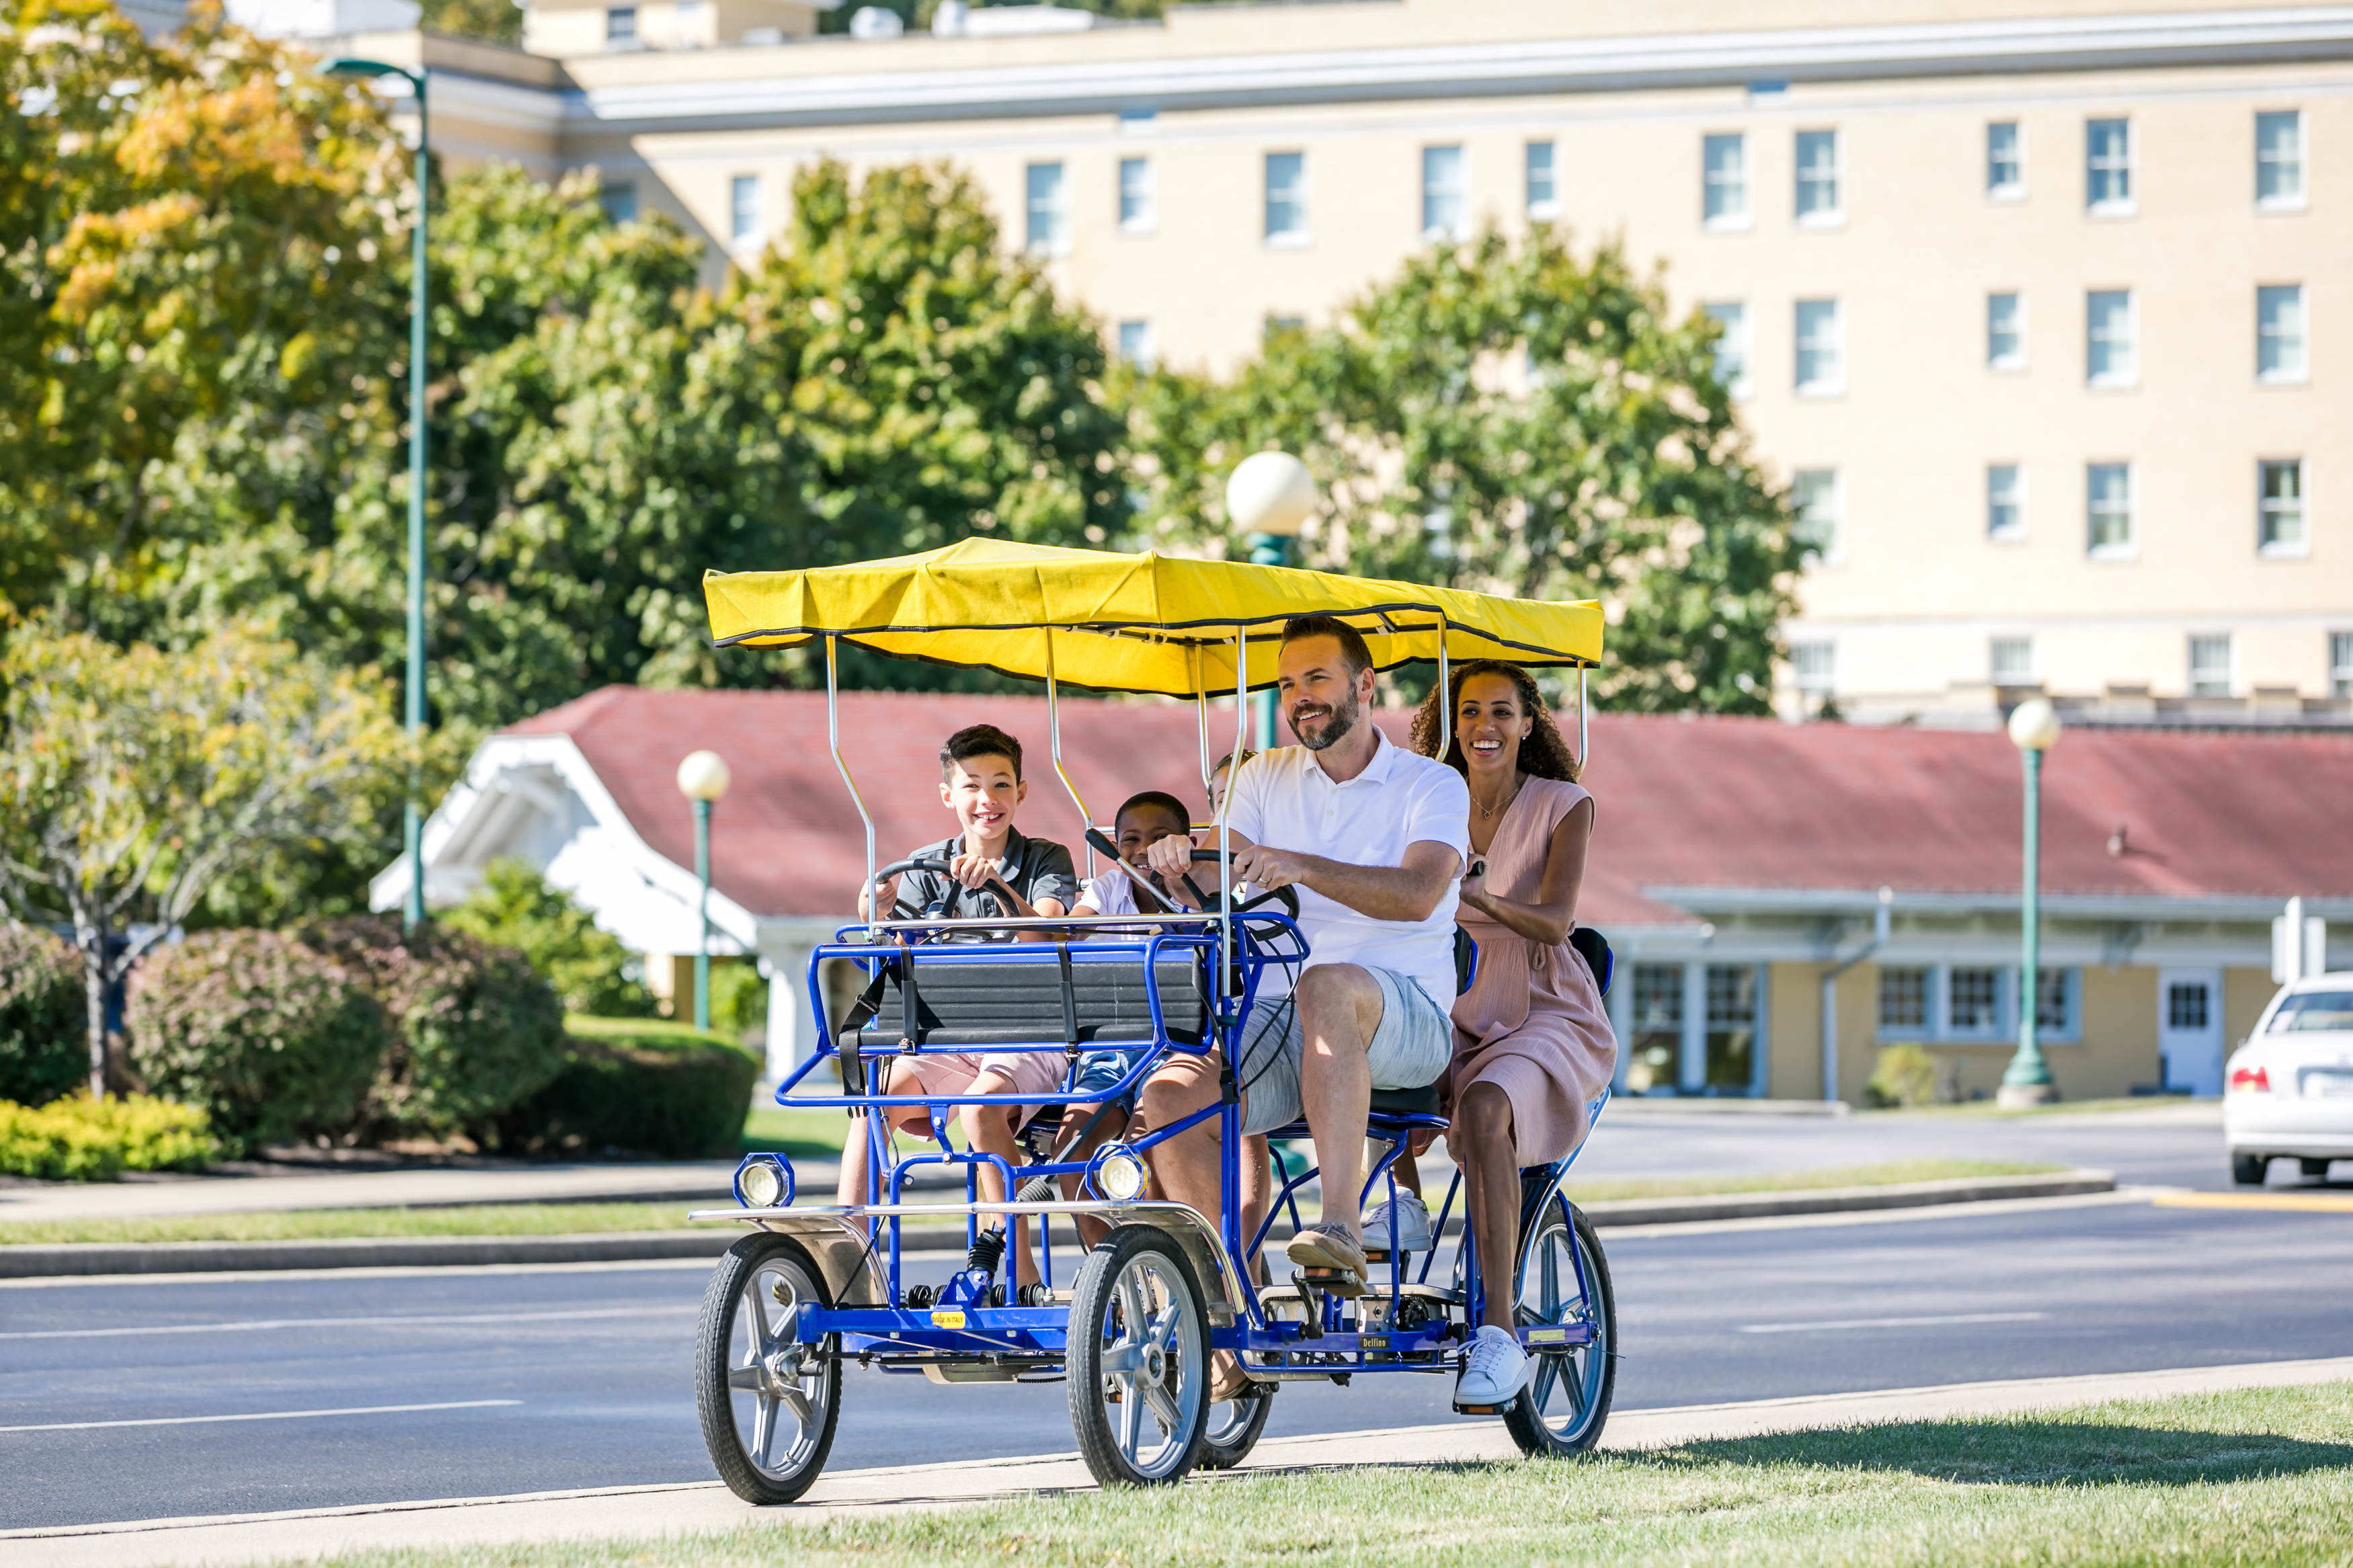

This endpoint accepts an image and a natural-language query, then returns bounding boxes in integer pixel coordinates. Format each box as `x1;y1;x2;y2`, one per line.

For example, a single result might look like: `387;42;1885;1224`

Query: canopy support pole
1436;613;1451;765
826;636;877;936
1193;645;1214;802
1579;664;1589;768
1221;628;1246;979
1043;628;1093;875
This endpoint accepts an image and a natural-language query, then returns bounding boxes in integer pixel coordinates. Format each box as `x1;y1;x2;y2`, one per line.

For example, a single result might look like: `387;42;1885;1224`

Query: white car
2225;974;2353;1186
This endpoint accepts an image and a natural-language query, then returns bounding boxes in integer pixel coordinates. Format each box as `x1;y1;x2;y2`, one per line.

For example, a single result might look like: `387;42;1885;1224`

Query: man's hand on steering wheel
1230;841;1312;893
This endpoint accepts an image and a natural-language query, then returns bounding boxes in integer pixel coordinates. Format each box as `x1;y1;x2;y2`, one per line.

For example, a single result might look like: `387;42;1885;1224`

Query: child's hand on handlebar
1142;833;1198;883
947;851;1006;894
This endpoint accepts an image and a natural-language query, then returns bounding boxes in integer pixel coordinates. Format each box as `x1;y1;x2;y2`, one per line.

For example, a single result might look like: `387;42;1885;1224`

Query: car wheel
2231;1153;2268;1187
2300;1158;2334;1180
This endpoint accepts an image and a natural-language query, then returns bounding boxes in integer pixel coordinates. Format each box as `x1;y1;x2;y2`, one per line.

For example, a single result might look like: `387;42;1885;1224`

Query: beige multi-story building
244;0;2352;728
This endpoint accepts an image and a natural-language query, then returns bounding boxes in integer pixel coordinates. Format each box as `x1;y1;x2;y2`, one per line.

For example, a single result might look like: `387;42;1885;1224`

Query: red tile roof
506;688;2353;924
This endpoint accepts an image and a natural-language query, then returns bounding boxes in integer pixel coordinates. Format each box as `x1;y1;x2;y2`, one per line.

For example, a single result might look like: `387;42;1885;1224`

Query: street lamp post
1998;698;2063;1108
676;751;733;1032
1224;451;1317;749
325;56;431;931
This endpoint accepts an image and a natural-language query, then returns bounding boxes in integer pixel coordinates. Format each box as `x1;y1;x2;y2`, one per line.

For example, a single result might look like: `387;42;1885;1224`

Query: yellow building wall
2224;966;2284;1056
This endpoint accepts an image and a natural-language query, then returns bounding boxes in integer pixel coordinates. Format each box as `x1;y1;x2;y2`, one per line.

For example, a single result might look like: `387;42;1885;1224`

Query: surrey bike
686;538;1617;1501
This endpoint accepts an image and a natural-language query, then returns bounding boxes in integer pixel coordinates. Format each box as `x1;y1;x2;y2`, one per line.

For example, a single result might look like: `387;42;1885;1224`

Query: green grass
1862;1096;2208;1119
741;1104;856;1160
1561;1159;2065;1204
260;1383;2353;1567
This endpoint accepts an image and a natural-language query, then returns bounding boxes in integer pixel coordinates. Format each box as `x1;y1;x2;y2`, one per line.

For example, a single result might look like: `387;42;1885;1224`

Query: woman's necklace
1472;771;1523;821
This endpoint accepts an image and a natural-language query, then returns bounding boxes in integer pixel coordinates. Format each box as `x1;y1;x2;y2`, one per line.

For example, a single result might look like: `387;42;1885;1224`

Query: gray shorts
1234;966;1453;1137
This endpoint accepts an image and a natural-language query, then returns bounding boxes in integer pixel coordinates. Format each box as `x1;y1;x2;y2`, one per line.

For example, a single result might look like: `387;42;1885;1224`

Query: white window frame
2329;631;2353;699
1117;156;1154;235
1986;120;2024;200
1794;298;1843;396
2257;284;2307;384
605;5;637;42
2087;461;2135;560
727;173;759;247
1525;139;1560;218
1944;964;2007;1041
1703;300;1751;400
1264;151;1309;247
1987;291;2026;371
1990;635;2035;685
1115;319;1156;371
1791;639;1835;695
598;179;637;224
1987;463;2026;542
1421;145;1468;241
1702;132;1751;229
1024;161;1070;257
2258;458;2307;558
1794;128;1841;225
1791;468;1841;562
2085;288;2136;388
1876;964;2079;1044
2256;110;2307;211
2188;633;2234;699
2086;117;2134;216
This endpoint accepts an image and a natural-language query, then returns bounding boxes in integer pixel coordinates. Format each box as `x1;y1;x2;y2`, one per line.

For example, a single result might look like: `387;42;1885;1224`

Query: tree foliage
442;856;655;1018
1124;227;1800;713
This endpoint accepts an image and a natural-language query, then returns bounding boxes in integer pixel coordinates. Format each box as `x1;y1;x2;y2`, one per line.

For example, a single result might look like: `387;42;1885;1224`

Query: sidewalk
13;1356;2348;1568
0;1163;741;1227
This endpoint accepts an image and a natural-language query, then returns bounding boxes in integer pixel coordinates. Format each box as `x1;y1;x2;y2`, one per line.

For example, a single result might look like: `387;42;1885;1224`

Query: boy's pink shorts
894;1048;1066;1128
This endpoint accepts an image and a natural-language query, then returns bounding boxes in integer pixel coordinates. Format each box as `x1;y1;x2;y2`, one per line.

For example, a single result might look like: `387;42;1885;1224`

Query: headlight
1090;1144;1148;1204
734;1155;793;1209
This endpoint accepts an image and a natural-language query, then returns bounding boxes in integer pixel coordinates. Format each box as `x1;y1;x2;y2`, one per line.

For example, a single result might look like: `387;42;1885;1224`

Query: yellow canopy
702;538;1602;695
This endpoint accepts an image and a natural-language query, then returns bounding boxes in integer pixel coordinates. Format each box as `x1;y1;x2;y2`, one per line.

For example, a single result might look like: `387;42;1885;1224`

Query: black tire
1196;1382;1276;1471
1066;1225;1211;1486
2300;1158;2334;1180
696;1233;842;1505
2232;1153;2268;1186
1501;1195;1617;1457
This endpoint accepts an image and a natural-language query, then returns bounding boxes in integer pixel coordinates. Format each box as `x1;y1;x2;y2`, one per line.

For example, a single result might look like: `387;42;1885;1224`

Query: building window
1948;967;2001;1036
2260;459;2306;554
605;5;635;41
2329;631;2353;698
1987;120;2022;197
2086;117;2132;212
2257;284;2307;382
1704;964;1759;1091
1525;140;1559;216
1627;963;1683;1094
1265;151;1308;245
2087;462;2133;556
1117;156;1153;233
598;180;637;223
2256;110;2305;208
1421;145;1466;239
2188;634;2233;698
1991;636;2034;684
1704;301;1750;398
1878;967;1929;1034
1987;291;2024;369
1794;298;1842;394
1115;320;1156;370
2086;289;2135;386
1792;640;1835;697
1988;464;2025;540
2032;968;2077;1036
2168;981;2209;1032
728;175;758;246
1794;128;1839;221
1025;161;1069;256
1703;132;1749;226
1791;469;1840;559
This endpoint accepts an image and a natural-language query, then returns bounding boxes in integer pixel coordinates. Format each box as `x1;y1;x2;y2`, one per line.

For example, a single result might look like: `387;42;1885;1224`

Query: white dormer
522;0;835;57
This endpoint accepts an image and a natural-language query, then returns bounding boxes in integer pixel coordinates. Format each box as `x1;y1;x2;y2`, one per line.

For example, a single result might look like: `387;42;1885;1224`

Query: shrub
0;924;87;1107
709;960;768;1044
1867;1044;1943;1109
305;918;567;1142
442;858;658;1018
499;1016;761;1159
125;930;388;1155
0;1094;216;1181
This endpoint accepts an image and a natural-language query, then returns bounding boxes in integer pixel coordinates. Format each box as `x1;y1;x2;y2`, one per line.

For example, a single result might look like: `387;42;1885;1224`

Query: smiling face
1278;634;1374;753
1115;802;1191;888
1456;671;1533;778
941;753;1026;849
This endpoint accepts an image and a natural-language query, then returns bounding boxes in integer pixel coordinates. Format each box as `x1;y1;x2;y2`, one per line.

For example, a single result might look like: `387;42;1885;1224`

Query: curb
0;1171;2116;1278
1601;1098;1852;1117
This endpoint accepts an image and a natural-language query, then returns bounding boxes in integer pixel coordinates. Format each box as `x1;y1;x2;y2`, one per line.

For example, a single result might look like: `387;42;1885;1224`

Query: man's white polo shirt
1222;730;1470;1007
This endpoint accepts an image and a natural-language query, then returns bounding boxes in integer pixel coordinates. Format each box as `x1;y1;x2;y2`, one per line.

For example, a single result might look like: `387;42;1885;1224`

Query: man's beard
1289;688;1361;752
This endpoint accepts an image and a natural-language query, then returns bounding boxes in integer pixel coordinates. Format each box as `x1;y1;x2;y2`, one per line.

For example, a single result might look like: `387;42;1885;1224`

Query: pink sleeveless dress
1446;777;1618;1167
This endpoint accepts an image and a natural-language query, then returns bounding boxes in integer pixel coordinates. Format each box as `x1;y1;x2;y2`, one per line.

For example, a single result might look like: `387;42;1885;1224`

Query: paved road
8;1177;2350;1530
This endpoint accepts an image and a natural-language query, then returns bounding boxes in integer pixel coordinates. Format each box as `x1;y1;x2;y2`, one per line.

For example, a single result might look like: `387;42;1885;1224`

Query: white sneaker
1360;1192;1433;1254
1453;1324;1531;1409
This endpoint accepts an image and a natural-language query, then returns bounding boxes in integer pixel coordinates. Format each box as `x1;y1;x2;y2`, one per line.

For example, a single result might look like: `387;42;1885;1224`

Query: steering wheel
1184;848;1300;919
867;858;956;922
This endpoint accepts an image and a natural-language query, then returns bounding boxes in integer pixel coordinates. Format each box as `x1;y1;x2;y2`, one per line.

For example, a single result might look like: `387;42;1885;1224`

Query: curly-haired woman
1376;660;1617;1409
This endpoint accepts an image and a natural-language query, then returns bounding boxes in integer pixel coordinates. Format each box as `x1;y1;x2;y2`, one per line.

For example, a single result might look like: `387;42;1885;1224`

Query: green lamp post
1224;451;1317;749
325;56;431;931
676;750;733;1031
1998;698;2063;1108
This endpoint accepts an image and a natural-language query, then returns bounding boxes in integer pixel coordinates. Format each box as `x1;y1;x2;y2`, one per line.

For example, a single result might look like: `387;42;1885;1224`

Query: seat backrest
849;952;1207;1050
1569;926;1613;997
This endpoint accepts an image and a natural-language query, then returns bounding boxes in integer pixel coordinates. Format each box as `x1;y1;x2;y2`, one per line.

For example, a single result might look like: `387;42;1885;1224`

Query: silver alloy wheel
1067;1227;1209;1485
1504;1198;1616;1454
728;1253;830;1479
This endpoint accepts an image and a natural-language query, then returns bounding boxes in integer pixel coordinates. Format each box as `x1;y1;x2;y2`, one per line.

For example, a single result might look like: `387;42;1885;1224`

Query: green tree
1125;226;1799;712
0;620;417;1095
442;856;655;1017
420;0;522;45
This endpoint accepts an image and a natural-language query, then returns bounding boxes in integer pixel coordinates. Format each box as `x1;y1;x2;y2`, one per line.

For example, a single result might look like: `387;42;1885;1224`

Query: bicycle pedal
1299;1266;1366;1299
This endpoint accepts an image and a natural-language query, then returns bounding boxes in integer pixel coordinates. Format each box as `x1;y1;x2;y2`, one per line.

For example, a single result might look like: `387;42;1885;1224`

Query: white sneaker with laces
1360;1192;1433;1254
1453;1323;1531;1409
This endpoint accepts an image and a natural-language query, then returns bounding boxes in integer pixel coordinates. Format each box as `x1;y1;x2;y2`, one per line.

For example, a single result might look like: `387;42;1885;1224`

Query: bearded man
1138;615;1468;1363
